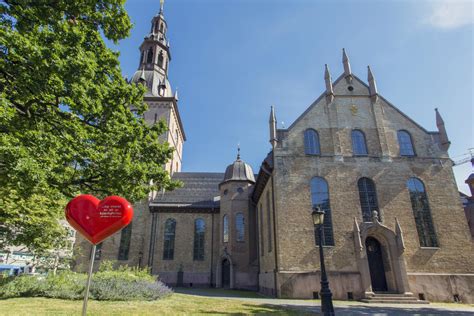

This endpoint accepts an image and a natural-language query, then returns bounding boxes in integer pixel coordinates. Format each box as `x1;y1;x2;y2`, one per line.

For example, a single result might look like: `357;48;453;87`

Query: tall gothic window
163;218;176;260
266;191;272;252
398;130;415;156
311;177;335;246
193;219;205;261
223;215;229;243
146;47;153;64
352;129;368;156
304;129;321;155
236;213;245;242
407;178;438;247
358;178;379;222
259;204;264;256
118;222;132;260
158;51;164;68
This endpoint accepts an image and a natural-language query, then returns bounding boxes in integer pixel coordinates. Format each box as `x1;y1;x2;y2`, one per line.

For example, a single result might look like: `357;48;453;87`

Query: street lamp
312;206;335;316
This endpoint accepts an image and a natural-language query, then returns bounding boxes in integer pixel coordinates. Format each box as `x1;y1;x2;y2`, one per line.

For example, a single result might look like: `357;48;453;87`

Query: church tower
131;1;185;174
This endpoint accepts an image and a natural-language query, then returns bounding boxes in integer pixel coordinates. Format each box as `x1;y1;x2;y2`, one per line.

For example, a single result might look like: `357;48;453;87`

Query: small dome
221;156;255;185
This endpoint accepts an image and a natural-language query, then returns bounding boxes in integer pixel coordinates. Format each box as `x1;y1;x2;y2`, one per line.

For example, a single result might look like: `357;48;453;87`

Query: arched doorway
221;259;230;288
365;237;388;292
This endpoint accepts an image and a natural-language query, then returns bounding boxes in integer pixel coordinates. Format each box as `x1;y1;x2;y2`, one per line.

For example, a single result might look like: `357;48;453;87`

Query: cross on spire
237;143;241;160
159;0;165;13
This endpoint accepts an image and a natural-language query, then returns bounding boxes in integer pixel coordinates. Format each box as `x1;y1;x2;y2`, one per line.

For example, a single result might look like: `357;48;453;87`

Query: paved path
175;288;474;315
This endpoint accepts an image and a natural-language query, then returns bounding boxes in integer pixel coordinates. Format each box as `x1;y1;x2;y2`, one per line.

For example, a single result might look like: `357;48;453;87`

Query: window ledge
419;247;440;250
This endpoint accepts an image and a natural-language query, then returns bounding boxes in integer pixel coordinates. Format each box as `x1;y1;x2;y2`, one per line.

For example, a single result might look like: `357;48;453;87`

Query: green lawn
0;294;313;315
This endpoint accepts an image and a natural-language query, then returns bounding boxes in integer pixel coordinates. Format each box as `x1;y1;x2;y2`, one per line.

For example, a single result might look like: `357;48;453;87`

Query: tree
0;0;179;253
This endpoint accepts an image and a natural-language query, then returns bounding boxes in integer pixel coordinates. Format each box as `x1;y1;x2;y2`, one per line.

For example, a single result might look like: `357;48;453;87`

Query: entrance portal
221;259;230;288
365;237;388;292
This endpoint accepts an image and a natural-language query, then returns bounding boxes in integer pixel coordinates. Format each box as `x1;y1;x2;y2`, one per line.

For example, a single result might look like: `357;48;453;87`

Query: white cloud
425;0;473;29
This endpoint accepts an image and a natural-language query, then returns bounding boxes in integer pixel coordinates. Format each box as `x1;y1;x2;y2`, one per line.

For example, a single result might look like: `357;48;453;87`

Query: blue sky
112;0;473;193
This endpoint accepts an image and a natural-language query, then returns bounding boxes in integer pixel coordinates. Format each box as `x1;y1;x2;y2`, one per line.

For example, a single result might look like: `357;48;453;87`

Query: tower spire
342;48;352;82
324;64;334;103
367;65;378;102
435;108;451;151
159;0;165;14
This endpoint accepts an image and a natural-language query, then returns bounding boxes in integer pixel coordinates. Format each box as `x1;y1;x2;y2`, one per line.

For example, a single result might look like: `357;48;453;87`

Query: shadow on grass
195;303;317;315
174;287;264;299
333;305;474;315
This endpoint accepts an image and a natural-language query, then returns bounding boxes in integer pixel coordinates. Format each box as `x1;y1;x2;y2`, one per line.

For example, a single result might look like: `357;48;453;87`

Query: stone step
361;293;430;304
360;298;430;304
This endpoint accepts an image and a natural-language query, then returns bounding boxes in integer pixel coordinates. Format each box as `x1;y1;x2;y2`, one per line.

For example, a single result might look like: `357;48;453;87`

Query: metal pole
318;224;335;316
82;244;96;316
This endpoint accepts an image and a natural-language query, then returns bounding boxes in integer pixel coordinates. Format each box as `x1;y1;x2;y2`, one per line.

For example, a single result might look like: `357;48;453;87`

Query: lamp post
312;206;335;316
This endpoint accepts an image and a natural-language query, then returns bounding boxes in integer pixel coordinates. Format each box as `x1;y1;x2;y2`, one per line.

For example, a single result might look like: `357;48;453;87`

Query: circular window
348;86;354;91
237;187;244;194
223;189;228;195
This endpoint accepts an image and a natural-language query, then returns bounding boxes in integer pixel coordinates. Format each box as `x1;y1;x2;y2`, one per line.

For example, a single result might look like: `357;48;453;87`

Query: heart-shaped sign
65;194;134;245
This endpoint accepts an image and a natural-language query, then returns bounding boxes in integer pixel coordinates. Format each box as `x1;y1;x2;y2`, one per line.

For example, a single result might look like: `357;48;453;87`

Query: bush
0;263;172;301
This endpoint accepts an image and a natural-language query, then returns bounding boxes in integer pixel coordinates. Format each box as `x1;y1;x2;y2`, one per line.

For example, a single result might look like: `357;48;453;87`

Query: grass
0;294;313;316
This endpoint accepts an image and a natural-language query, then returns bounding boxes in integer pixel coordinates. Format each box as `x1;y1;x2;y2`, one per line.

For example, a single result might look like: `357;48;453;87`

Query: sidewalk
175;288;474;315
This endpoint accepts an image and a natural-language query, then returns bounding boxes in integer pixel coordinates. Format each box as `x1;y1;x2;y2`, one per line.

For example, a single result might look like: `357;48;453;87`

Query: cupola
220;149;255;187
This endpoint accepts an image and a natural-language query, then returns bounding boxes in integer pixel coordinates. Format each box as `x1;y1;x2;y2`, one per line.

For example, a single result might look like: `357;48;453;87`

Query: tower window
236;213;245;242
407;178;438;247
223;215;229;243
146;48;153;64
352;129;368;156
398;130;415;156
160;23;164;32
311;177;334;246
158;51;164;68
304;129;321;155
358;178;379;222
140;51;144;64
118;222;132;260
193;219;205;261
163;218;176;260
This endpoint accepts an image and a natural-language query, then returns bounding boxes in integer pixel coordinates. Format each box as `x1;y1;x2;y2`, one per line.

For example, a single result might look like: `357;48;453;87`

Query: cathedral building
73;5;474;303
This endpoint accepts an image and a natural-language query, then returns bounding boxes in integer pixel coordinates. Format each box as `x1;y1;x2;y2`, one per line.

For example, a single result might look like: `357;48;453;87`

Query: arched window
118;222;132;260
193;219;205;261
158;51;164;68
304;129;321;155
352;129;368;156
358;178;379;222
140;51;144;64
398;130;415;156
407;178;438;247
223;215;229;243
163;218;176;260
159;23;164;32
236;213;245;242
259;204;264;256
310;177;334;246
146;47;153;64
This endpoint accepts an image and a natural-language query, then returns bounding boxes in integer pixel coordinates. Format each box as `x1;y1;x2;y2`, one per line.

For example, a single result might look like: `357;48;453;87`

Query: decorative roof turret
220;148;255;187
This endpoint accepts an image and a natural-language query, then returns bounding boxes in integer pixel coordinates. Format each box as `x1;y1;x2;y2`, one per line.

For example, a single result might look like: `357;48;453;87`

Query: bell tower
131;0;185;174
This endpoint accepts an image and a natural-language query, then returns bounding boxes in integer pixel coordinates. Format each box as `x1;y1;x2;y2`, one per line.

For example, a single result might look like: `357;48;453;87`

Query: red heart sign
65;195;134;245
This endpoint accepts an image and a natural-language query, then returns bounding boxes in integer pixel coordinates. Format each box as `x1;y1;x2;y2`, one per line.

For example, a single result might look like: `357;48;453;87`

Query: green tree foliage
0;1;179;253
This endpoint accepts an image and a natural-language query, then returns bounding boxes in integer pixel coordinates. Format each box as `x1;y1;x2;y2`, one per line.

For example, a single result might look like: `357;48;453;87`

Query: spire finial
324;64;334;103
269;106;277;148
342;48;352;81
159;0;165;13
367;65;378;102
237;143;241;160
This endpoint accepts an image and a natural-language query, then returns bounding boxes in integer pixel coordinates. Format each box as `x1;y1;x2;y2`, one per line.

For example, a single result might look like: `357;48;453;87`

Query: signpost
65;195;133;316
